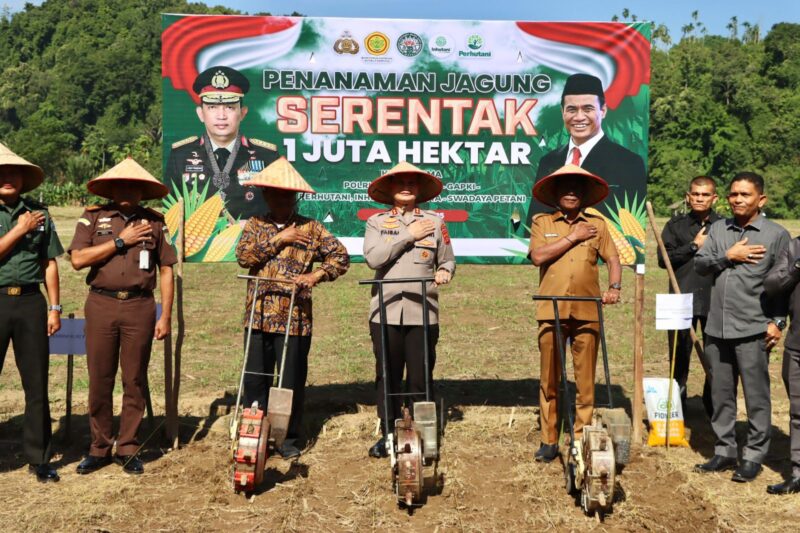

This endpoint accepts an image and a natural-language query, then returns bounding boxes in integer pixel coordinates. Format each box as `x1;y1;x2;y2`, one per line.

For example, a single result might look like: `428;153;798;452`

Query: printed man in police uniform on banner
165;66;280;221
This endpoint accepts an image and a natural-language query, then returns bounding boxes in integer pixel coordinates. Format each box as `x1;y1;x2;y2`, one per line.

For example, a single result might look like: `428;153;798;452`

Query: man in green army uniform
0;142;63;482
165;65;280;221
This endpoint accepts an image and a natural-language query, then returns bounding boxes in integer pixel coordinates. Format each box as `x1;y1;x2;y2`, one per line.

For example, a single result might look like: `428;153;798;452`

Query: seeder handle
231;278;262;440
359;277;435;439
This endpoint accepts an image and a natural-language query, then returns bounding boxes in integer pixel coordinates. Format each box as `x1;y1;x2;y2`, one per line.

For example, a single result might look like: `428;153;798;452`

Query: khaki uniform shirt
530;210;617;321
364;208;456;325
68;204;177;291
0;197;63;285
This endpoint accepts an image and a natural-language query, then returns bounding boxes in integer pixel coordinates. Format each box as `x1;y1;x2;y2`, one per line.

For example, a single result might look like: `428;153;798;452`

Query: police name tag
139;249;150;270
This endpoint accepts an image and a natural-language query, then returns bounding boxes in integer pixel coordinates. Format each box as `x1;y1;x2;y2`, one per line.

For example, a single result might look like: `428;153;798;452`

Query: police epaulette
172;136;198;149
250;138;277;151
85;205;103;212
144;206;165;220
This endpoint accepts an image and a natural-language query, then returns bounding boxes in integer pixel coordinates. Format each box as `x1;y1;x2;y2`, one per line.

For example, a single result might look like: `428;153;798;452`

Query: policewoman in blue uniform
0;142;63;482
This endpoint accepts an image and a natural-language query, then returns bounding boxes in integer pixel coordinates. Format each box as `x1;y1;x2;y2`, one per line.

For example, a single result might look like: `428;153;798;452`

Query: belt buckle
116;291;129;300
8;286;22;296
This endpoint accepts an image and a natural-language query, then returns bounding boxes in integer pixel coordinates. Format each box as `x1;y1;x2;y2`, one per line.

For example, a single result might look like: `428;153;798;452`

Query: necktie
215;148;230;170
570;147;581;166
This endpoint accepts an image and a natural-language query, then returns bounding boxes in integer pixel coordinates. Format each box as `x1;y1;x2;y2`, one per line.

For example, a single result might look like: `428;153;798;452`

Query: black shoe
767;476;800;495
277;441;301;459
76;455;112;475
368;437;388;458
29;463;59;483
694;455;737;473
534;443;559;463
731;460;762;482
114;455;144;475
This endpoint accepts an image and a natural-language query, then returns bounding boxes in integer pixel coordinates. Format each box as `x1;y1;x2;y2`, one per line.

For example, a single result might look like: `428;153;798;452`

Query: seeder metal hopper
229;274;299;494
360;277;443;508
532;295;632;517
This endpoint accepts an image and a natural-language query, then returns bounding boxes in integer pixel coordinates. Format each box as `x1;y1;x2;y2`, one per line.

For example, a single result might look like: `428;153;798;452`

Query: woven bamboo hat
242;157;315;193
532;164;609;208
0;141;45;193
367;162;442;205
87;157;169;200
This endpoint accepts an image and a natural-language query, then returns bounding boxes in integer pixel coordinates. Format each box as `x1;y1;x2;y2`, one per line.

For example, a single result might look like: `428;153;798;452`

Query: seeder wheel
394;409;424;506
232;402;270;493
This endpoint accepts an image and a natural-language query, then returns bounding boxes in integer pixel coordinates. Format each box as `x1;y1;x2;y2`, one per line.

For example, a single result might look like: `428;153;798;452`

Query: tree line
1;1;798;215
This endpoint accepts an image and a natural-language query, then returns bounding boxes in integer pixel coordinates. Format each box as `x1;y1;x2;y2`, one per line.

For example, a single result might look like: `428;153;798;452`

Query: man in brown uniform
363;162;456;458
69;158;176;475
529;164;621;462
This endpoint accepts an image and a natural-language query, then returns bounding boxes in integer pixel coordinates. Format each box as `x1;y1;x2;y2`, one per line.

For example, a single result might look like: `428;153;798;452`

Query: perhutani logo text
458;50;492;58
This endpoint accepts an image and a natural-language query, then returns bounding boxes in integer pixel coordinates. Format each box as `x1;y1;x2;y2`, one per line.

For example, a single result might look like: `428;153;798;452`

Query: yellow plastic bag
643;377;690;447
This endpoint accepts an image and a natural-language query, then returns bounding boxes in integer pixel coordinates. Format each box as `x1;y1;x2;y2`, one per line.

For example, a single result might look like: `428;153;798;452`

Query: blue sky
3;0;798;42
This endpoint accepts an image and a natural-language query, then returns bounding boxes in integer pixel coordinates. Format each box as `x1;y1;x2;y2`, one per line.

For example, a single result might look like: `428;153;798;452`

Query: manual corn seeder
229;274;300;494
532;295;632;517
359;277;443;508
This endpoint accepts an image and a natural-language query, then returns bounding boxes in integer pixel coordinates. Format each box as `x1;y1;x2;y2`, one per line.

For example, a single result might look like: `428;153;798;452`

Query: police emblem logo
334;31;359;55
211;70;230;89
245;191;255;201
396;33;423;57
364;32;390;56
421;250;430;259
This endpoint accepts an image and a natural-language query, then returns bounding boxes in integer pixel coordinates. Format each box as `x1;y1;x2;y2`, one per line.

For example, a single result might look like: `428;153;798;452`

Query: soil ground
0;208;797;532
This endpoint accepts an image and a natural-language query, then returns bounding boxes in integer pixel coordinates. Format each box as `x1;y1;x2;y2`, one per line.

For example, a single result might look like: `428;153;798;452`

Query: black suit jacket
524;135;646;235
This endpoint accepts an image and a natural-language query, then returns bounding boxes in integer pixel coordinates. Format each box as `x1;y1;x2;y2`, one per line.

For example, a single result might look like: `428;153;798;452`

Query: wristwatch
609;282;622;290
114;237;125;251
48;304;62;313
773;319;787;331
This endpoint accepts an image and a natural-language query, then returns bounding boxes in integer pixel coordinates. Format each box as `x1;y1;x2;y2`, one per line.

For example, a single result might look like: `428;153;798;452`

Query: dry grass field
0;206;798;532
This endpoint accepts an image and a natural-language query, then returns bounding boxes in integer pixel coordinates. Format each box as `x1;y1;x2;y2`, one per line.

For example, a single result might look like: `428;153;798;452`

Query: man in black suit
525;74;646;231
165;66;279;221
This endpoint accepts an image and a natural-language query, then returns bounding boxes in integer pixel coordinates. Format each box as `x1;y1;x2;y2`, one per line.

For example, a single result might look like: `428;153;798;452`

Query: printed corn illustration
585;207;636;265
618;208;645;244
203;224;242;262
163;201;182;241
184;194;224;257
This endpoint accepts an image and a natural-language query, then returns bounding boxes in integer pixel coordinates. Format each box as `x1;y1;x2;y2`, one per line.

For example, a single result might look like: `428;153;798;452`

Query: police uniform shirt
529;210;617;321
364;208;456;326
68;204;178;291
0;197;63;285
165;135;279;220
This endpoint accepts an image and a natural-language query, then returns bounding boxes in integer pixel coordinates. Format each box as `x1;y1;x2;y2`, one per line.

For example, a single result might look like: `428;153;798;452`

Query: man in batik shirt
235;157;349;458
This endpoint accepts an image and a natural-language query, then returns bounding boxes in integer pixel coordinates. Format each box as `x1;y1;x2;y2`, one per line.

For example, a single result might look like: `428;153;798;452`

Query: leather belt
0;284;39;296
90;287;152;300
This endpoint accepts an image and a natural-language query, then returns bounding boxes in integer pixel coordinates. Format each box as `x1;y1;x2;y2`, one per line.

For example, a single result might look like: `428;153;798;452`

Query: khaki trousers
538;319;599;445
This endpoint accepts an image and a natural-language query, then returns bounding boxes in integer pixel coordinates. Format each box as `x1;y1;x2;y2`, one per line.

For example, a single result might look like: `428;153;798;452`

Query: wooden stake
633;269;645;445
167;198;185;449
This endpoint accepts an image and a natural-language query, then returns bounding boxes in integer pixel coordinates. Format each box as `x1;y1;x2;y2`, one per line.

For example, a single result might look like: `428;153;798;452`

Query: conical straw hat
87;157;169;200
0;141;45;193
532;164;609;208
242;157;315;193
367;161;442;205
